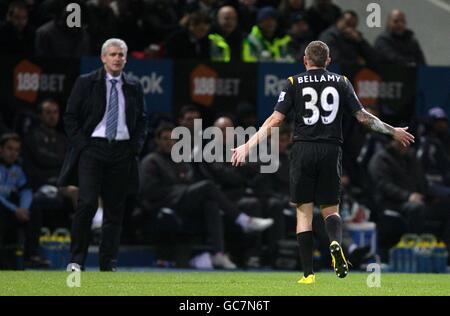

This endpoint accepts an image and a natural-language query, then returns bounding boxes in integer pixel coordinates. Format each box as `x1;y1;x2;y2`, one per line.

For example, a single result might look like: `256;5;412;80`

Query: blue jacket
0;161;33;213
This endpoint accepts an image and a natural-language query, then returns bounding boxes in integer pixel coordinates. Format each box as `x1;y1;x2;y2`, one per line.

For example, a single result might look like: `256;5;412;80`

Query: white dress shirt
91;72;130;140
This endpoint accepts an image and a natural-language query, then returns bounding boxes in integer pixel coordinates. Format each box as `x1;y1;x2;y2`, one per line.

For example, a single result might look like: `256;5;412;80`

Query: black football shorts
289;141;342;205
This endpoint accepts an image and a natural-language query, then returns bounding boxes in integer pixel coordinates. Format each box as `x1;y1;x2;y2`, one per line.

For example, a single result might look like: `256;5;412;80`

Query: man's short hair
155;123;175;139
0;133;21;147
179;105;200;119
188;10;212;26
7;0;28;16
37;98;59;114
340;10;358;20
305;41;330;68
101;38;128;56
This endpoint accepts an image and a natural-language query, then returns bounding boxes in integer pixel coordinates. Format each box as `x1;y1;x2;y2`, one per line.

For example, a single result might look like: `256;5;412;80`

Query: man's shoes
100;266;117;272
99;259;118;272
24;256;50;269
297;274;315;284
330;241;349;278
246;256;261;269
212;252;237;270
243;217;274;233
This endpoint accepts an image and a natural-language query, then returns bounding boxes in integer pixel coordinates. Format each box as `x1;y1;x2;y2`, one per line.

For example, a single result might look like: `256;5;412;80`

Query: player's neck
306;66;325;71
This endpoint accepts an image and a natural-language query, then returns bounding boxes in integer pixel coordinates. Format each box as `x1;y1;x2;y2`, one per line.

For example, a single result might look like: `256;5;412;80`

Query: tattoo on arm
355;109;395;136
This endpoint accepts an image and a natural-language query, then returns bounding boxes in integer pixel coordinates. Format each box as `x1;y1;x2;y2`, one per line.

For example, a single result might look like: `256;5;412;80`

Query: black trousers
71;139;133;269
264;197;287;257
0;203;42;268
174;180;241;254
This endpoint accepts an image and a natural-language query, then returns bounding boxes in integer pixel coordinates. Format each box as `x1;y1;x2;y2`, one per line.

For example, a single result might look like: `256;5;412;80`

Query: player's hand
393;127;415;147
231;144;249;167
15;208;30;222
343;27;362;42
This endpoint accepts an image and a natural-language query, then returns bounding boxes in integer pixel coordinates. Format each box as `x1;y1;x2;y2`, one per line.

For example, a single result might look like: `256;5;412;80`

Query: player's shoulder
324;70;349;84
324;70;353;93
286;74;299;84
284;72;305;87
79;68;101;81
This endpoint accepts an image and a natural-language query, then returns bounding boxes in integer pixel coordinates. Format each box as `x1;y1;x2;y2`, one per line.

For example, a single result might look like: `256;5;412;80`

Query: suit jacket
139;151;196;213
23;124;67;189
368;146;427;212
58;67;147;187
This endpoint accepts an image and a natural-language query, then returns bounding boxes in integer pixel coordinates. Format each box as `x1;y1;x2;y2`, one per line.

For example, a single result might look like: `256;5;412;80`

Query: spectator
286;13;313;62
0;0;35;56
35;1;90;58
203;116;271;267
319;10;378;66
209;6;246;62
261;123;292;263
141;0;180;51
343;104;389;191
178;105;202;132
183;0;220;21
233;0;258;33
115;0;148;52
177;105;203;160
417;107;450;196
139;124;274;269
374;9;426;66
0;133;49;269
243;6;291;62
266;123;292;200
23;99;66;190
278;0;306;31
368;139;450;261
165;10;211;59
306;0;341;39
23;99;76;230
86;0;119;55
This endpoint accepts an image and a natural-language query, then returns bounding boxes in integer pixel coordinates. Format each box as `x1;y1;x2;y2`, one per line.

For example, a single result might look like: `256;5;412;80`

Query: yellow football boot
330;241;349;278
297;274;316;284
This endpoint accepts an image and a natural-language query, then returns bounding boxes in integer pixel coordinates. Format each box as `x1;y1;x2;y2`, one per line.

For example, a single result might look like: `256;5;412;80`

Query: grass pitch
0;271;449;296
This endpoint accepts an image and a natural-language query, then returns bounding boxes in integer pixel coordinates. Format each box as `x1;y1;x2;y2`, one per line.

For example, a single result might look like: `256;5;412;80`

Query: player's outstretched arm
231;111;285;166
354;108;415;147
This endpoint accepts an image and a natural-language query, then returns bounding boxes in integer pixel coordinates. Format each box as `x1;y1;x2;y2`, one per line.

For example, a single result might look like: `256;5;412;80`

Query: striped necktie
105;79;119;141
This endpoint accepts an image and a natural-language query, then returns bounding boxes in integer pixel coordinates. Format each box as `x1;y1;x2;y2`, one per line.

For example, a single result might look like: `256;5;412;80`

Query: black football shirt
274;68;363;145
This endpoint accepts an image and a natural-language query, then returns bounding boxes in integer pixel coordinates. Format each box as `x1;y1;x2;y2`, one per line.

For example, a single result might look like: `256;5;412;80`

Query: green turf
0;271;449;296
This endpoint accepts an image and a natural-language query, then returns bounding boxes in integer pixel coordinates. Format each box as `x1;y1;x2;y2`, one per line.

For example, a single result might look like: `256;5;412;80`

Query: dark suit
58;67;147;269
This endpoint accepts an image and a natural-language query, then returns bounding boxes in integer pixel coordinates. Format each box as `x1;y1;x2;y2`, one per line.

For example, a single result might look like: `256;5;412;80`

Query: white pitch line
426;0;450;13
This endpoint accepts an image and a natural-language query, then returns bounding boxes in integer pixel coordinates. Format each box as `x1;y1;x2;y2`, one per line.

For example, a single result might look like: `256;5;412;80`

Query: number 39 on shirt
302;86;339;126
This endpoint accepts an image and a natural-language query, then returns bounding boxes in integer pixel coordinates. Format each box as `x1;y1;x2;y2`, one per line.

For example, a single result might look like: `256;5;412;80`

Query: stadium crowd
0;0;427;65
1;0;449;270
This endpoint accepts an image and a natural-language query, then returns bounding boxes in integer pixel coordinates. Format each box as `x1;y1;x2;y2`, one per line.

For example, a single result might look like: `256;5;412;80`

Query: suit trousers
70;138;133;269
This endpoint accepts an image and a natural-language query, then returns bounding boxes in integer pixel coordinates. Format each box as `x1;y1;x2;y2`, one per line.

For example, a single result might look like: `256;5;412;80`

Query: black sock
297;231;314;277
325;214;342;244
